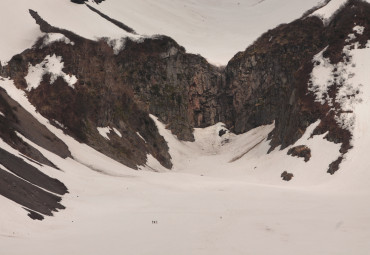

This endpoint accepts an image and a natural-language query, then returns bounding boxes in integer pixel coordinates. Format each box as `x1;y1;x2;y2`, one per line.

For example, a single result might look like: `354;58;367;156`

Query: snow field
0;77;369;254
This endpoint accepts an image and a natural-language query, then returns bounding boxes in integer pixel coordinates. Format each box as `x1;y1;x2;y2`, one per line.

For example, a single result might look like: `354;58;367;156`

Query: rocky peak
4;0;370;175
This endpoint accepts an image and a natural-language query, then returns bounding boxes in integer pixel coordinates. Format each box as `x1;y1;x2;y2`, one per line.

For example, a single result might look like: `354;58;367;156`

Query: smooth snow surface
25;54;77;91
0;102;369;254
0;78;369;254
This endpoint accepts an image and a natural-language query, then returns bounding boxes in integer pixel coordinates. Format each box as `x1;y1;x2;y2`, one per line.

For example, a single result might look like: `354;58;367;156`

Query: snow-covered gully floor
0;109;369;255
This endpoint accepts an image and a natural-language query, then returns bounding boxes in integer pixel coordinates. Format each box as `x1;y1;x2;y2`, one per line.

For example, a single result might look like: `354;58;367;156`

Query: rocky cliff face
224;17;326;136
0;82;69;220
3;1;369;173
118;38;225;141
5;10;173;170
4;9;229;170
228;0;370;174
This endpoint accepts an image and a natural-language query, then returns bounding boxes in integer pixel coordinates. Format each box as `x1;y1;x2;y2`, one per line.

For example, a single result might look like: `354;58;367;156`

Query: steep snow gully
0;1;370;255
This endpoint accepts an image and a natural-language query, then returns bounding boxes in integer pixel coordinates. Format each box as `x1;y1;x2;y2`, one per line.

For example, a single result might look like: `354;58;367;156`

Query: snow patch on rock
112;128;122;137
41;33;74;48
97;127;112;140
106;37;126;54
346;26;365;43
25;54;77;91
309;47;334;105
353;25;365;35
97;126;122;140
309;30;370;134
310;0;348;25
136;132;146;143
52;119;66;129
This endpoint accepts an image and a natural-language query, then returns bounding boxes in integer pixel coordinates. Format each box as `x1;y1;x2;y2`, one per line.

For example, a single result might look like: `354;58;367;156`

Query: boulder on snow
287;145;311;162
281;171;294;181
218;129;227;137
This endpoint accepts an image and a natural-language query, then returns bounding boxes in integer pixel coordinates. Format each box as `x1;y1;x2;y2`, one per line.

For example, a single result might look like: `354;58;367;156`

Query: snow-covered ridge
0;0;324;65
41;33;75;48
310;0;349;25
25;54;77;91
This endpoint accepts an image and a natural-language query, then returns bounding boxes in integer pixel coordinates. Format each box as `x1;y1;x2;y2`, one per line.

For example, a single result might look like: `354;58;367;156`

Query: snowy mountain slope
0;76;369;254
87;0;324;65
0;0;137;64
0;104;369;255
0;0;323;65
0;0;370;254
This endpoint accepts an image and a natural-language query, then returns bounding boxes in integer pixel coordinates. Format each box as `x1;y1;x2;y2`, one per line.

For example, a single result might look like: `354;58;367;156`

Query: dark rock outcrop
71;0;86;4
85;3;136;34
25;209;45;221
287;145;311;162
225;16;326;138
281;171;294;181
268;0;370;174
0;148;68;195
0;88;71;161
119;37;225;141
5;10;173;169
0;168;65;216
